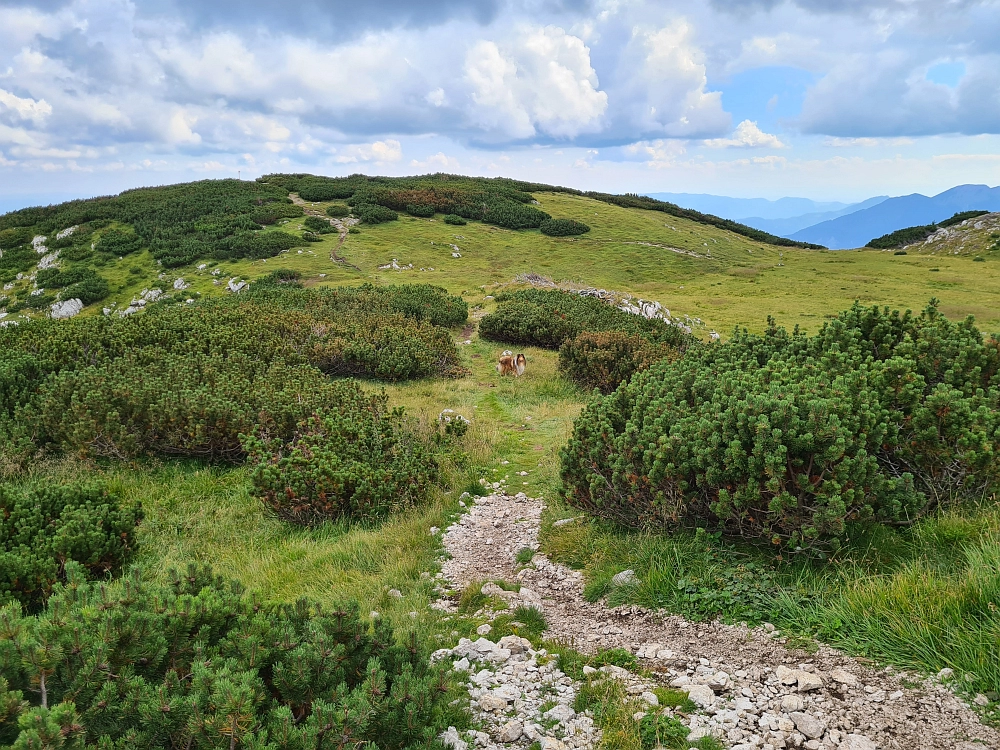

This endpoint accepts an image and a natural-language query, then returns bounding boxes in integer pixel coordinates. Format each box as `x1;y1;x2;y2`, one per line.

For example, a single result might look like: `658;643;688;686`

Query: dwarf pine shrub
561;301;1000;550
0;564;464;749
245;384;438;524
540;218;590;236
0;482;141;611
480;289;691;354
559;331;676;394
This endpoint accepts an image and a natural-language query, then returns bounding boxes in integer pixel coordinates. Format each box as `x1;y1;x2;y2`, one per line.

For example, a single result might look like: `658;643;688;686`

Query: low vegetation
0;482;141;611
0;564;465;749
561;300;1000;550
246;384;439;525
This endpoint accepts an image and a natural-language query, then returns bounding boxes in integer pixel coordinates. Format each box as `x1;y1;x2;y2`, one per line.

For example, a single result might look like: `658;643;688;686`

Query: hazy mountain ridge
790;184;1000;249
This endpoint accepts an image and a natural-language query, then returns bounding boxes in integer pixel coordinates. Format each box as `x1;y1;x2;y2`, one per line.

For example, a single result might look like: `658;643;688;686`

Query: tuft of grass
490;605;548;642
652;687;697;713
516;546;536;564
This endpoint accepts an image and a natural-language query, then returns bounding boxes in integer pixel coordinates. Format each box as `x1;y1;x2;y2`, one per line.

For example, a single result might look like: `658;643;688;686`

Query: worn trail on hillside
288;193;361;271
438;491;998;750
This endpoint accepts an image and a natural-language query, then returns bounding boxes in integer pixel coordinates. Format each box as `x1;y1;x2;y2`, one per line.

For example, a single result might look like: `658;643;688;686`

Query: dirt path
288;193;361;271
438;491;999;750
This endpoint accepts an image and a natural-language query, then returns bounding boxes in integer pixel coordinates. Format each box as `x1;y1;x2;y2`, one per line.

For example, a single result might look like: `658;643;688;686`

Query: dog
497;351;527;377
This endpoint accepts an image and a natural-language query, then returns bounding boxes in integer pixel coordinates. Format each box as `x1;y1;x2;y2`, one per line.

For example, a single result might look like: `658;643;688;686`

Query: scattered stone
388;589;403;598
498;721;523;743
830;668;858;686
682;684;715;708
227;277;248;293
790;712;826;739
50;298;84;319
611;569;637;587
439;726;468;750
477;623;493;636
780;694;804;712
839;735;877;750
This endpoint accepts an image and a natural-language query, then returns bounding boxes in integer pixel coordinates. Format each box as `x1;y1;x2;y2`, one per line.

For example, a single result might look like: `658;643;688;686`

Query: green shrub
355;204;399;224
303;215;336;233
0;564;464;749
35;267;110;305
540;218;590;237
479;289;691;351
94;227;143;256
302;231;323;242
0;227;33;248
0;482;141;611
0;286;466;462
443;214;467;225
245;385;438;525
559;330;676;394
249;201;303;225
0;245;37;275
20;355;343;461
326;203;351;218
638;715;690;750
25;293;55;310
561;302;1000;550
406;204;435;217
349;226;361;234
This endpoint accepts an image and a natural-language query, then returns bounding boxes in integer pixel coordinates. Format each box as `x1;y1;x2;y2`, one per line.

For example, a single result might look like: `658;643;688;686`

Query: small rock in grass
477;623;492;636
611;569;637;587
640;691;659;706
439;727;468;750
540;739;566;750
682;684;715;708
388;589;403;598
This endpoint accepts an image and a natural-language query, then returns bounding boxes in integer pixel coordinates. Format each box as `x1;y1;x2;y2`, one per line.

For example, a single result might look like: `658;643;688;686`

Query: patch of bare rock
434;491;998;750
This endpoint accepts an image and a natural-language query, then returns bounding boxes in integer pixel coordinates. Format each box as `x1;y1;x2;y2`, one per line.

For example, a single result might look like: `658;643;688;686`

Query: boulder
790;712;826;739
50;298;84;319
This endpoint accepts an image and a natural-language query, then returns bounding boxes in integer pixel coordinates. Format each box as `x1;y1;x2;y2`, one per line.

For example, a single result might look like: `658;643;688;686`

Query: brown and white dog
497;350;527;377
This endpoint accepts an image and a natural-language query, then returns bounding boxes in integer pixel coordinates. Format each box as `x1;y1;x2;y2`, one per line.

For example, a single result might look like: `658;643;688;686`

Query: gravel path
438;491;999;750
288;193;361;270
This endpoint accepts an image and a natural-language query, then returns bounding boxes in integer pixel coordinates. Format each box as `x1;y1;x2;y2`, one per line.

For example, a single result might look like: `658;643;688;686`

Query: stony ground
434;491;999;750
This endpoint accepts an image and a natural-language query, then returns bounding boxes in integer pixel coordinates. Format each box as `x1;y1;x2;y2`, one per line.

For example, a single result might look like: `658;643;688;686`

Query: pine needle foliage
0;564;466;749
245;384;438;525
561;300;1000;550
0;482;141;611
0;284;466;462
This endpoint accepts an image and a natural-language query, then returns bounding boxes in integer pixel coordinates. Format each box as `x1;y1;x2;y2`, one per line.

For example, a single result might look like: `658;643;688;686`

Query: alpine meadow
1;169;999;750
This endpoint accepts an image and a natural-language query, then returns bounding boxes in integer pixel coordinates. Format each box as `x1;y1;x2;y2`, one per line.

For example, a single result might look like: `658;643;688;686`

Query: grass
544;495;1000;697
7;184;1000;717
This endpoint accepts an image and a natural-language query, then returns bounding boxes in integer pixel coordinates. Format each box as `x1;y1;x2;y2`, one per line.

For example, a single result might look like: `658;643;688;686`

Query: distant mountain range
645;193;854;221
648;185;1000;250
788;185;1000;249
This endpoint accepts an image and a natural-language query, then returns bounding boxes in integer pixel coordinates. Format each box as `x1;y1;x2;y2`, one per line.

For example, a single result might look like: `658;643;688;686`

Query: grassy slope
220;192;1000;335
10;187;1000;707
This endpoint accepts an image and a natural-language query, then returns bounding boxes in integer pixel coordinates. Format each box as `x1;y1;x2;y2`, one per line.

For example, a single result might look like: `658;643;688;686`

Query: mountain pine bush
0;482;141;611
0;285;466;462
245;383;438;525
559;331;676;394
406;204;436;217
479;289;691;350
0;564;465;749
354;204;399;224
540;218;590;236
561;301;1000;550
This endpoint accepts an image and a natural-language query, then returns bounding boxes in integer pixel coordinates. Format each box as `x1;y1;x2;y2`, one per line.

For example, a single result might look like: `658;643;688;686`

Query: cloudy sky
0;0;998;207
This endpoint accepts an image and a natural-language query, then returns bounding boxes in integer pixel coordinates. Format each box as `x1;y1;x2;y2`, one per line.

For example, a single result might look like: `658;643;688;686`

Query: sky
0;0;998;208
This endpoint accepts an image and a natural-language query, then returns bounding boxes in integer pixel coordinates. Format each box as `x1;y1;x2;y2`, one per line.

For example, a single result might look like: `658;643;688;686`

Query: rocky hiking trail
432;491;999;750
288;193;361;270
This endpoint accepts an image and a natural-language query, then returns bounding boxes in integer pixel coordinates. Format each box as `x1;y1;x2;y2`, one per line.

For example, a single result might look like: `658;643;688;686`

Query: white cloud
704;120;785;148
410;152;461;170
612;21;730;139
0;88;52;124
335;139;403;164
623;139;688;168
464;26;608;139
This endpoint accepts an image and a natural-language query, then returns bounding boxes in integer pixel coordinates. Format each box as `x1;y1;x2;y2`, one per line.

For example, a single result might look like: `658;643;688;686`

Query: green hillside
2;175;1000;737
5;175;1000;335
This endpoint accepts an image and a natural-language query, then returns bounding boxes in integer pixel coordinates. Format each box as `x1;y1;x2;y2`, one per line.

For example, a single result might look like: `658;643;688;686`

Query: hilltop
5;173;1000;334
